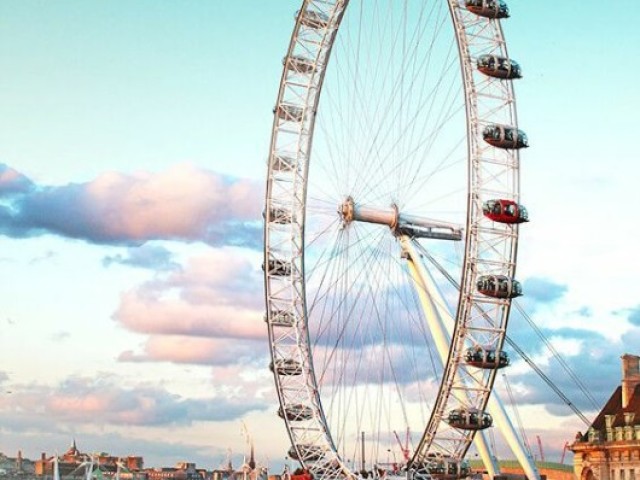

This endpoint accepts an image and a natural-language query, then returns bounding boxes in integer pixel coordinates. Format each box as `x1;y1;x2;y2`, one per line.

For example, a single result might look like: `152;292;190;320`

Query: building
34;440;144;478
145;462;203;480
1;451;36;476
571;354;640;480
468;459;573;480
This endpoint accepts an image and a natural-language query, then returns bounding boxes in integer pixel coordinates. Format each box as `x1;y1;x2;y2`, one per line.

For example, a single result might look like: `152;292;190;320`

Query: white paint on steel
399;235;500;478
265;0;530;478
402;237;540;480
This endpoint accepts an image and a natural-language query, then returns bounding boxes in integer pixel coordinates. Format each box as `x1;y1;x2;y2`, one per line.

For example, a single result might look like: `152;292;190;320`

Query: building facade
571;354;640;480
34;440;144;478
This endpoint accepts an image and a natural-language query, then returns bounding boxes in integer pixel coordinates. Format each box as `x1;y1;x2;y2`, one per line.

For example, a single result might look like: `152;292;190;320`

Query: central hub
340;196;355;224
341;196;398;229
339;196;463;241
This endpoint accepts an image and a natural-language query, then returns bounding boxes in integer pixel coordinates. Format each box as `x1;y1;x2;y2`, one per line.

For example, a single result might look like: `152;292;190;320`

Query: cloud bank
0;163;261;247
118;336;267;366
626;305;640;326
103;245;180;271
114;248;264;340
0;374;266;428
522;276;568;304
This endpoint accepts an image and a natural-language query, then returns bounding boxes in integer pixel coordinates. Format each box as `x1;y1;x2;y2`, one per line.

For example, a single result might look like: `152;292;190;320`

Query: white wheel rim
264;1;523;478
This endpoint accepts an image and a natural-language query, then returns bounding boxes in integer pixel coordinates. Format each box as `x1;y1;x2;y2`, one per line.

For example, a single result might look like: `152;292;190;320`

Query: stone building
34;440;144;477
1;450;36;475
571;354;640;480
146;462;204;480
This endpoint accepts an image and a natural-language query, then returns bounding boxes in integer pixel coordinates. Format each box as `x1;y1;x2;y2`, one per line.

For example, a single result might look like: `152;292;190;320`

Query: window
605;415;616;428
630;469;635;480
621;469;626;480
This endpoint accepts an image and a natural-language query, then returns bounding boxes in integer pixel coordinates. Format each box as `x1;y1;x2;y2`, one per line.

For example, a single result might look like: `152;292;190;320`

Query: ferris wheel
264;1;530;479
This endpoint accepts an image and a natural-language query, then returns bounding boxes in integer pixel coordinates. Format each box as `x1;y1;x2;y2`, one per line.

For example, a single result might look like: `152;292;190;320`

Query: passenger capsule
285;55;316;74
297;9;330;29
263;259;292;277
270;358;303;376
278;404;314;421
465;347;510;369
264;207;293;224
275;104;304;122
477;275;522;299
465;0;510;19
271;154;298;172
288;444;324;462
483;199;529;224
421;458;471;479
477;54;522;79
264;310;297;327
446;408;493;431
483;124;528;149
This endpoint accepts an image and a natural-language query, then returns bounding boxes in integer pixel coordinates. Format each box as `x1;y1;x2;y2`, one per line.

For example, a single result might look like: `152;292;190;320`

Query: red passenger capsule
483;199;529;224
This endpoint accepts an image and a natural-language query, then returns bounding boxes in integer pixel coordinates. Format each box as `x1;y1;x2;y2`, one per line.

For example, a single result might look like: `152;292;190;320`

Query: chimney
621;353;640;408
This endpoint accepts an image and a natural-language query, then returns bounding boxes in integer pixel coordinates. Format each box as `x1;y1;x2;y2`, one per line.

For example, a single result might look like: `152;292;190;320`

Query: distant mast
226;449;233;472
360;431;366;476
249;440;256;471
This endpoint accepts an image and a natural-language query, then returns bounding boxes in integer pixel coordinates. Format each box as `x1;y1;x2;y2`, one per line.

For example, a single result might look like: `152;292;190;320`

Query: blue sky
1;0;639;471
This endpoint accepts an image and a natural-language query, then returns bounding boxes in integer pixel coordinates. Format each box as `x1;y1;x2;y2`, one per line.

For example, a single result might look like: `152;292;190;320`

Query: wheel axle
340;197;463;241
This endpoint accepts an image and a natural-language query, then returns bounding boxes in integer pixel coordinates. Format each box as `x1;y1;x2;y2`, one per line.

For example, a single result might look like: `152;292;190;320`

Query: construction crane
536;436;545;463
241;421;256;470
220;448;233;472
393;428;411;462
560;442;570;464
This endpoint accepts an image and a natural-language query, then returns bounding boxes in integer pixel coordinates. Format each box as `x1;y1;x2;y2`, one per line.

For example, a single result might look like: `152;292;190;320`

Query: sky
1;0;640;472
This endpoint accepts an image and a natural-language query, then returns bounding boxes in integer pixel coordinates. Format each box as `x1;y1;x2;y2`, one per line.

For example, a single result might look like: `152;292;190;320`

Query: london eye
264;1;530;479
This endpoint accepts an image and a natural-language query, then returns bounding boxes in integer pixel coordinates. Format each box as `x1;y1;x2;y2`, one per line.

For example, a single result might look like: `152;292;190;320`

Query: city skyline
1;0;639;471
